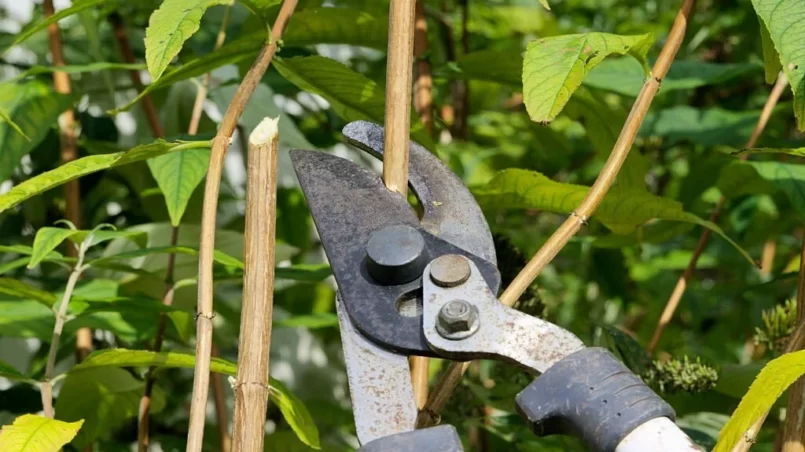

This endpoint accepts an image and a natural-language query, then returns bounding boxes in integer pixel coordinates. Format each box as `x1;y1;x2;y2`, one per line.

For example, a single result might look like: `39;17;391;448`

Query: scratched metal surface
422;257;585;374
336;295;417;445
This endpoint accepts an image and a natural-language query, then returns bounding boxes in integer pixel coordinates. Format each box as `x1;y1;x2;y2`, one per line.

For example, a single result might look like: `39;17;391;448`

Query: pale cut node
249;116;280;145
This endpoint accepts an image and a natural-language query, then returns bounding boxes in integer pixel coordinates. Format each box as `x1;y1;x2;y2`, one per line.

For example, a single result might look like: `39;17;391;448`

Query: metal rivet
436;299;480;340
365;224;428;285
429;254;471;288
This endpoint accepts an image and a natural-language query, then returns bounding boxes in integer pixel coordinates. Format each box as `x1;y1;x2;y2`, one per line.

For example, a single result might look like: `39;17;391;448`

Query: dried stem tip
249;116;280;145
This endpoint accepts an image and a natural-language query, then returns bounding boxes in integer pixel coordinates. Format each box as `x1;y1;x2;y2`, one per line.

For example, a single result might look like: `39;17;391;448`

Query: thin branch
188;6;231;136
383;0;416;197
43;0;91;363
648;72;789;353
41;242;88;418
781;236;805;451
451;0;469;139
186;2;298;450
413;1;433;137
417;0;697;427
108;12;165;138
232;118;280;451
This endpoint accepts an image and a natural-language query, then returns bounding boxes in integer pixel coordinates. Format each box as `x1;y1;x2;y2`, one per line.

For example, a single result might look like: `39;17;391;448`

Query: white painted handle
615;417;704;452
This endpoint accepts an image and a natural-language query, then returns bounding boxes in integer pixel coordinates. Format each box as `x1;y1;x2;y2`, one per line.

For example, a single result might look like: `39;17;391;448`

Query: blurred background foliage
0;0;803;450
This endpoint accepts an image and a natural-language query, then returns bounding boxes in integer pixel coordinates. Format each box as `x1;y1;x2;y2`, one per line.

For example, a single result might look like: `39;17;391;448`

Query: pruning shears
290;121;703;452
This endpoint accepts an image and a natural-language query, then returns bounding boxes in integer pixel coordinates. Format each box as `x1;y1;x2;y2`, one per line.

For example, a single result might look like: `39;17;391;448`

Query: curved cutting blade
342;121;497;266
291;149;499;356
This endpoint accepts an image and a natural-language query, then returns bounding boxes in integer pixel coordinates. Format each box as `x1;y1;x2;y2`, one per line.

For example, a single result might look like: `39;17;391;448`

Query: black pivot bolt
365;224;428;285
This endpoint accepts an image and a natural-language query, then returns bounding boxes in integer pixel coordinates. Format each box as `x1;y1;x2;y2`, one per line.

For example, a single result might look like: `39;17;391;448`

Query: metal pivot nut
436;300;480;340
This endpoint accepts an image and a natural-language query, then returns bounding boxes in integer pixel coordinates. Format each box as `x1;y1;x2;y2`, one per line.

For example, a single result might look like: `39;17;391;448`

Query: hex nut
436;299;480;339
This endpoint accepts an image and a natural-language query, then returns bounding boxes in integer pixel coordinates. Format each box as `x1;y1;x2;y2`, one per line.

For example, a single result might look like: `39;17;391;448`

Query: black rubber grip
515;347;675;452
358;425;463;452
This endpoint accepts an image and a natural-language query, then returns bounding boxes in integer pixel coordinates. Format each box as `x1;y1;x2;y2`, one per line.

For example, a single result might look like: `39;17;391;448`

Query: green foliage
522;33;652;122
715;350;805;451
55;367;166;448
0;414;83;452
751;0;805;130
145;0;232;81
642;356;719;395
74;349;320;449
754;299;797;353
0;140;210;214
2;1;805;450
0;81;72;182
146;148;211;226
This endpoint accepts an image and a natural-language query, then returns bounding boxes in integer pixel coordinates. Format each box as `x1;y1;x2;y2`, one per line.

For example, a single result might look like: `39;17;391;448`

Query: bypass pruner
290;121;703;452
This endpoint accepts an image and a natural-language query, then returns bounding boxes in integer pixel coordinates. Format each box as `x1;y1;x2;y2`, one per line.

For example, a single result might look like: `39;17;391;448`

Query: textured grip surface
358;425;463;452
515;347;675;452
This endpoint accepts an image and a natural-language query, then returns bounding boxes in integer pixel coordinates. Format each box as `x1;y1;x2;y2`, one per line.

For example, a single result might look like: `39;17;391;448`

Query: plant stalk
186;2;298;451
231;118;280;451
41;242;87;418
413;0;433;138
43;0;91;363
417;0;697;427
648;72;789;353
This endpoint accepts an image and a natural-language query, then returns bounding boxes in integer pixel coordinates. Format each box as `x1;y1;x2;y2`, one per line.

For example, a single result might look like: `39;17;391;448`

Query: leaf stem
43;0;91;365
417;0;697;428
41;241;88;418
186;2;298;451
647;72;789;354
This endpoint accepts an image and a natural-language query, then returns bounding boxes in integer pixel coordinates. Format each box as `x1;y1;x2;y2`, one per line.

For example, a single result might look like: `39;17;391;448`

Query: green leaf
741;147;805;158
147;148;210;226
73;349;321;449
0;359;27;381
751;0;805;130
0;81;72;182
522;33;653;122
275;264;332;282
0;257;31;276
283;8;387;50
747;161;805;221
111;35;263;113
0;278;58;307
714;350;805;451
451;50;524;86
473;169;754;265
274;56;432;149
0;414;83;452
145;0;233;81
0;300;55;339
55;367;165;449
758;20;781;84
88;246;243;269
2;0;109;53
275;313;338;329
28;226;146;269
584;58;761;97
564;88;649;190
0;140;210;215
640;105;786;147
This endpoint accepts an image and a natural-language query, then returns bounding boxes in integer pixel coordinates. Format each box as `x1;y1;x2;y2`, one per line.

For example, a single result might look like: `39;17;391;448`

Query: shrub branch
186;2;298;451
417;0;697;427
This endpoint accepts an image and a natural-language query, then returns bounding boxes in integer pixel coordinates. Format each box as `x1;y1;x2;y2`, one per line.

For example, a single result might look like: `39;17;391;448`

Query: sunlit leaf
72;349;321;449
714;350;805;451
0;414;83;452
523;33;653;122
147;148;210;226
0;81;72;182
55;367;165;449
0;140;210;215
28;226;146;269
751;0;805;130
145;0;233;81
473;169;754;265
